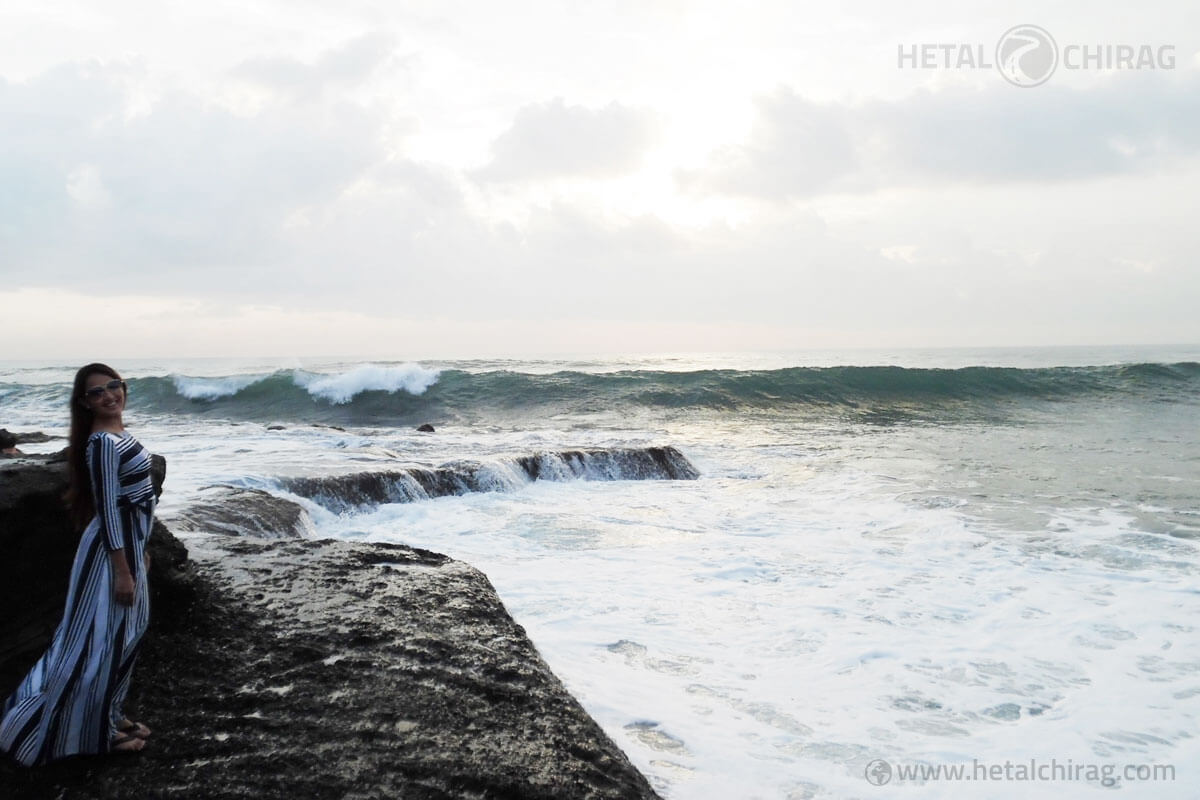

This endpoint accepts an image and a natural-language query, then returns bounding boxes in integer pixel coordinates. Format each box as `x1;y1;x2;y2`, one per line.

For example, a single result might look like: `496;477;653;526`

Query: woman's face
82;373;126;423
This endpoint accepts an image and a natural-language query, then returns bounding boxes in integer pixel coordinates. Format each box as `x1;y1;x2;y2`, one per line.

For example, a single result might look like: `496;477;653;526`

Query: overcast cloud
475;98;659;182
0;1;1197;357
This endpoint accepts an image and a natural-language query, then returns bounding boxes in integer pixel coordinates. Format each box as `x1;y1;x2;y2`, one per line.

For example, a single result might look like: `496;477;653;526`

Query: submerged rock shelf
278;445;700;514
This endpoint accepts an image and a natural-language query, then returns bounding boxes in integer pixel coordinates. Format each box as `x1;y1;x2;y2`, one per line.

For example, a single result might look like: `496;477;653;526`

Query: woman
0;364;157;764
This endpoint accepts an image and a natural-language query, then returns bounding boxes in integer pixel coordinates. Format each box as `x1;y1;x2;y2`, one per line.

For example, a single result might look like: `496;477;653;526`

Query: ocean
2;345;1198;799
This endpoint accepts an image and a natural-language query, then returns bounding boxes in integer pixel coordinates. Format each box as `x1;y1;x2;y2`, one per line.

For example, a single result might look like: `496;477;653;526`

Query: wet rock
1;429;58;445
0;457;80;697
513;446;699;482
281;446;701;514
417;423;436;432
0;459;660;800
1;536;660;799
162;485;315;539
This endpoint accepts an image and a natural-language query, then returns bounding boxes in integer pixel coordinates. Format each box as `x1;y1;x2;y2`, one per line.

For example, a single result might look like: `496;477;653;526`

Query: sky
1;1;1198;358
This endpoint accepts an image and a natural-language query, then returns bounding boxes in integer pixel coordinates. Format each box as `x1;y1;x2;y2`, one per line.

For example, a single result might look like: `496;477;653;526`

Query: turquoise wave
5;362;1197;426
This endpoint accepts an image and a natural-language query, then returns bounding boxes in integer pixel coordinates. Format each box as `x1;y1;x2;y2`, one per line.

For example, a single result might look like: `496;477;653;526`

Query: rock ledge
0;458;659;800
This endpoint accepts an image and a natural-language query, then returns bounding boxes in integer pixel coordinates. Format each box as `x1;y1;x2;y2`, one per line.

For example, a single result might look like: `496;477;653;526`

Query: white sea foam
305;427;1200;800
293;363;440;405
172;374;266;400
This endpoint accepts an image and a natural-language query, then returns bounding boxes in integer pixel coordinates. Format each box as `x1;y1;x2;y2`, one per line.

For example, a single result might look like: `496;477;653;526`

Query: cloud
0;61;131;238
682;73;1200;201
868;75;1200;183
474;98;659;182
0;53;390;288
678;88;858;200
2;32;1197;355
230;32;402;98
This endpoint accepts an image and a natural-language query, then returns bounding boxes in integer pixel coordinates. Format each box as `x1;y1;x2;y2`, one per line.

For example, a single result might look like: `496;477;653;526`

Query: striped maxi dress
0;430;156;766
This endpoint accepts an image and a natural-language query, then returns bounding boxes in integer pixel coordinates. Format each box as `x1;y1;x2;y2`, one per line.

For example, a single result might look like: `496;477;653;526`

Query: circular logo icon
865;759;893;786
996;24;1058;87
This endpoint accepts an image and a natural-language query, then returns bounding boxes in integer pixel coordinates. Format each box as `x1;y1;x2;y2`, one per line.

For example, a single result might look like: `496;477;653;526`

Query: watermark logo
897;26;1175;87
864;759;893;786
863;758;1177;788
996;24;1058;87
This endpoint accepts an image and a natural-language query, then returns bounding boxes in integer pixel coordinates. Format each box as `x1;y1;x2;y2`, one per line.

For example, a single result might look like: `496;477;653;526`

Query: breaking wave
4;362;1197;425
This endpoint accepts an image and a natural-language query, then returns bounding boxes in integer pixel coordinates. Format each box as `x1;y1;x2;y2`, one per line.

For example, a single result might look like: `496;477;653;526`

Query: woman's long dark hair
65;363;123;532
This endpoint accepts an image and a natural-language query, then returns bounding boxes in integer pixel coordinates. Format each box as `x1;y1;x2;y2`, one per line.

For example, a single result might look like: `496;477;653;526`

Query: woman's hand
114;571;136;606
109;549;136;606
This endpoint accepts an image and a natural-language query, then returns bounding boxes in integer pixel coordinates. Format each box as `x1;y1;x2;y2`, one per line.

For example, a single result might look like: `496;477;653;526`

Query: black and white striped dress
0;430;156;766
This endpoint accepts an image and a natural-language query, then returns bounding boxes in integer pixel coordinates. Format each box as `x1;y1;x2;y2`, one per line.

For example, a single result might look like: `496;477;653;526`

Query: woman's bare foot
118;719;151;739
111;733;146;753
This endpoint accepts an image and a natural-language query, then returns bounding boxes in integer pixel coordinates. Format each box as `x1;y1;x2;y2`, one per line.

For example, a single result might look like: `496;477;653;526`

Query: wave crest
173;374;268;401
292;364;441;405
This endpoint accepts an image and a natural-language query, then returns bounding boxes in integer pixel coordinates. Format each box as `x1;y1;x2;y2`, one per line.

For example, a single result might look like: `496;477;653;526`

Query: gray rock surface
0;457;662;800
164;485;317;539
0;428;58;445
280;446;700;514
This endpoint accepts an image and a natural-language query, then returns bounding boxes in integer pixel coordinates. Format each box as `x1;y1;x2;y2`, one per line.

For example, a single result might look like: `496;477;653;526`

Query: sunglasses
83;379;127;399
